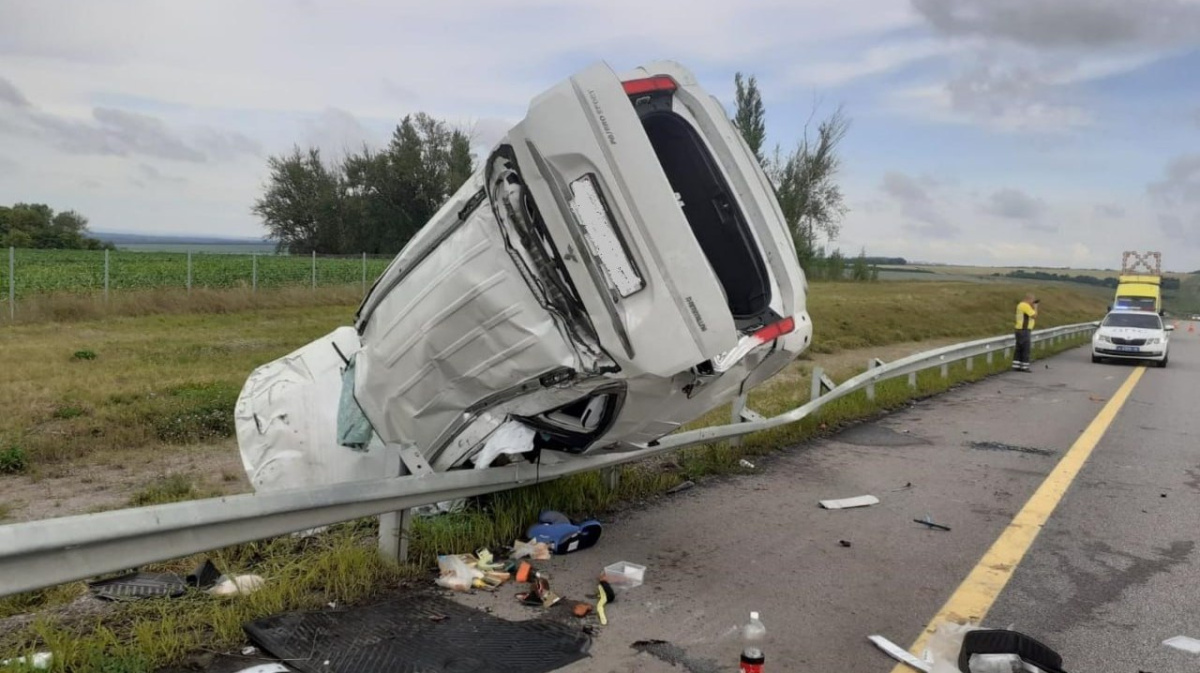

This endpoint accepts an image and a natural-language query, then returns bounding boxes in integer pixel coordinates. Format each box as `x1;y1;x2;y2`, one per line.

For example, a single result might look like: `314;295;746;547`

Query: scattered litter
839;540;852;548
868;635;932;672
209;575;266;597
1161;493;1168;498
473;420;537;470
914;516;952;532
892;482;914;492
968;441;1055;457
596;580;613;626
436;554;484;592
739;459;756;469
603;561;646;592
0;652;52;670
240;646;259;657
527;510;603;555
512;539;552;561
667;480;696;494
1089;395;1107;402
572;602;593;618
820;495;880;510
89;571;187;601
233;665;291;673
1163;636;1200;654
515;568;562;608
244;594;590;673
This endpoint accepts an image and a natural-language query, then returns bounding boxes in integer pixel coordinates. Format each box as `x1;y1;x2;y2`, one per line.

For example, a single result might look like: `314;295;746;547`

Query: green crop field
0;248;392;298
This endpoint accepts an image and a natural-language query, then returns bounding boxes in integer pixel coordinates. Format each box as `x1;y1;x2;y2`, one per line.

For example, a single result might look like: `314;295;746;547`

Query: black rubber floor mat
244;594;591;673
88;572;187;601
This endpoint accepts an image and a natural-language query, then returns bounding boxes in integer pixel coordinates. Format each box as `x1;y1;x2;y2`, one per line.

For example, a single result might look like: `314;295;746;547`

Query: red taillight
622;76;677;96
753;317;796;342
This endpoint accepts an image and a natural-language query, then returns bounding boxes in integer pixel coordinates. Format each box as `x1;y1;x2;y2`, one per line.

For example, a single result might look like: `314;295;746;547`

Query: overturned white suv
236;61;813;491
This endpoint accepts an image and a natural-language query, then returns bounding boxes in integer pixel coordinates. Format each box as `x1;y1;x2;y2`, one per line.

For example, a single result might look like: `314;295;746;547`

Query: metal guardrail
0;321;1097;597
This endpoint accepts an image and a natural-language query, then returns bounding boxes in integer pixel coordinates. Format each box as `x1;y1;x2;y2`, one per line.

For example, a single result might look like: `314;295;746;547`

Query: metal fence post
311;251;316;290
362;252;367;293
103;249;110;302
811;366;824;402
966;355;974;372
940;362;949;379
730;393;748;447
186;252;192;294
378;449;412;564
908;372;917;390
7;247;13;322
866;359;877;401
986;350;994;366
252;254;258;292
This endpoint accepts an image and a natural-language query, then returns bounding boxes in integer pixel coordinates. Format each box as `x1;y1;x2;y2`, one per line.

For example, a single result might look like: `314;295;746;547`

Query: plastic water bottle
739;611;766;673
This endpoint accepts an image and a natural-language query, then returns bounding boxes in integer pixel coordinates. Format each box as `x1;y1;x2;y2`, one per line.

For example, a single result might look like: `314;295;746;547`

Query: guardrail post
966;355;974;372
601;467;620;491
866;358;885;401
986;349;994;366
362;252;367;293
379;449;413;564
311;251;317;290
907;372;917;390
730;393;748;447
940;362;949;379
810;367;835;401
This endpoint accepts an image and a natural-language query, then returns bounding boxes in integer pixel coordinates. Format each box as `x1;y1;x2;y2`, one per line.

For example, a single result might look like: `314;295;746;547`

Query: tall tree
769;105;850;264
0;203;109;249
252;147;345;255
733;72;767;166
254;113;475;255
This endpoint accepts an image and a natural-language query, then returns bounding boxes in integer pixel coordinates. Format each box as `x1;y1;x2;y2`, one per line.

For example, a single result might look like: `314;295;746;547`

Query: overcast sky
1;0;1198;270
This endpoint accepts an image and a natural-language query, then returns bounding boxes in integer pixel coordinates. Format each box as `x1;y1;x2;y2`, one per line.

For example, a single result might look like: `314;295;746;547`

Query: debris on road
527;510;603;555
512;539;552;561
1163;635;1200;654
240;646;259;657
88;571;188;601
839;540;853;548
820;495;880;510
244;594;590;673
602;561;647;592
914;516;952;532
232;665;291;673
209;574;266;597
667;480;696;494
1089;395;1107;402
596;580;613;626
739;458;756;469
632;639;723;673
868;635;932;672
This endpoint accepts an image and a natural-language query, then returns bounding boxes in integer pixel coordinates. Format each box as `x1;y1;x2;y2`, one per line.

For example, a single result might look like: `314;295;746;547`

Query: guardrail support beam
379;444;432;564
907;372;917;390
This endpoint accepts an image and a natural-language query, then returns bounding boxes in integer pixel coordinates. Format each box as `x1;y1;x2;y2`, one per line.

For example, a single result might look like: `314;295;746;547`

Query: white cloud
788;39;954;88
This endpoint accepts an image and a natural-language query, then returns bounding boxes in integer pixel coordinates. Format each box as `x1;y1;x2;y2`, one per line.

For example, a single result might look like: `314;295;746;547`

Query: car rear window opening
638;110;771;321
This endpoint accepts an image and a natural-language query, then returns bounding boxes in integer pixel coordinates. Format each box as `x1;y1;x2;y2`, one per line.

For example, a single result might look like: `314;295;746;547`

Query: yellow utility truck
1112;251;1163;315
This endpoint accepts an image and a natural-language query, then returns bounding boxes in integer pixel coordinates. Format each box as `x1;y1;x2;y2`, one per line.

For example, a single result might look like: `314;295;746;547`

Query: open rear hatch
499;62;744;378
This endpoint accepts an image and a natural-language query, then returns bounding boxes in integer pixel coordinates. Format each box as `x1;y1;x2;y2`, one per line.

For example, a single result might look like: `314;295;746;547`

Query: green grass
127;474;224;508
0;248;391;298
0;332;1093;671
0;445;28;474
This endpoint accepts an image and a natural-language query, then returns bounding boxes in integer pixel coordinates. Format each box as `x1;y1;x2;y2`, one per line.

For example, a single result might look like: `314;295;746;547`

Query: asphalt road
444;322;1200;672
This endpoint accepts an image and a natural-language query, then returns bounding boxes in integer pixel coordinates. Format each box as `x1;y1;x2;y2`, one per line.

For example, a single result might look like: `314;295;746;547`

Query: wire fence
2;247;394;322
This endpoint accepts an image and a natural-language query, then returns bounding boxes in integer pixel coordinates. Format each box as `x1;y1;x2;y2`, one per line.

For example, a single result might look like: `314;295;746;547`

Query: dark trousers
1014;329;1032;367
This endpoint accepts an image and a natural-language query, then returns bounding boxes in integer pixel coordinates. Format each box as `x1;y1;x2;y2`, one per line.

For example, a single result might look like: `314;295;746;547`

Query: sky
1;0;1198;270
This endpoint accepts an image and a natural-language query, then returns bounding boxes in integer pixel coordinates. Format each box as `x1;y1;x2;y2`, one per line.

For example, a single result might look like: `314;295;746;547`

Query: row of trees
0;203;111;250
253;113;472;255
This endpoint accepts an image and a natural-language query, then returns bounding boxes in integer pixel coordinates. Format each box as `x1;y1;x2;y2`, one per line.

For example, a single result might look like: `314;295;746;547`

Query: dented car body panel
236;60;813;484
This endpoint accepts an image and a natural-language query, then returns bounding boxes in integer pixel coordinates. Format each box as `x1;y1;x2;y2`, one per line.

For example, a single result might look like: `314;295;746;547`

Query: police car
1092;309;1173;367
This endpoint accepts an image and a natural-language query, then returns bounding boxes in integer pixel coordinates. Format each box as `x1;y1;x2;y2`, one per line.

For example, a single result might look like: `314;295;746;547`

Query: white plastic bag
473;421;536;469
928;622;982;673
435;554;482;592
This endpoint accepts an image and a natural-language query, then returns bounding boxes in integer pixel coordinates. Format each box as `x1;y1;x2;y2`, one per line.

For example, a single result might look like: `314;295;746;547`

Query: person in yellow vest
1013;294;1039;372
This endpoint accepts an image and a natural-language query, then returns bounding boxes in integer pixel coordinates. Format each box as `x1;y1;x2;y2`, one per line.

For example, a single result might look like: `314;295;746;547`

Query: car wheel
1091;354;1102;364
1158;355;1168;368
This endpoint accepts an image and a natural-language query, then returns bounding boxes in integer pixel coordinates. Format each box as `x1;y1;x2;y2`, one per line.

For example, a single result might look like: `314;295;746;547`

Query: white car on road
1092;309;1173;367
235;60;814;491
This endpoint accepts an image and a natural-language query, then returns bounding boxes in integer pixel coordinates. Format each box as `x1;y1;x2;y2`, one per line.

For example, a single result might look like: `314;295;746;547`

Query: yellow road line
890;365;1146;672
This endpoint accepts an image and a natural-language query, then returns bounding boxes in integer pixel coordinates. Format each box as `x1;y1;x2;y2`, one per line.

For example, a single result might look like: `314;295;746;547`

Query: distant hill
92;231;274;246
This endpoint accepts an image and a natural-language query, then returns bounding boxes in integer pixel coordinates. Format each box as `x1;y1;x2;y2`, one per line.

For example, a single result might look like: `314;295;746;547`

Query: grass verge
0;332;1092;670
